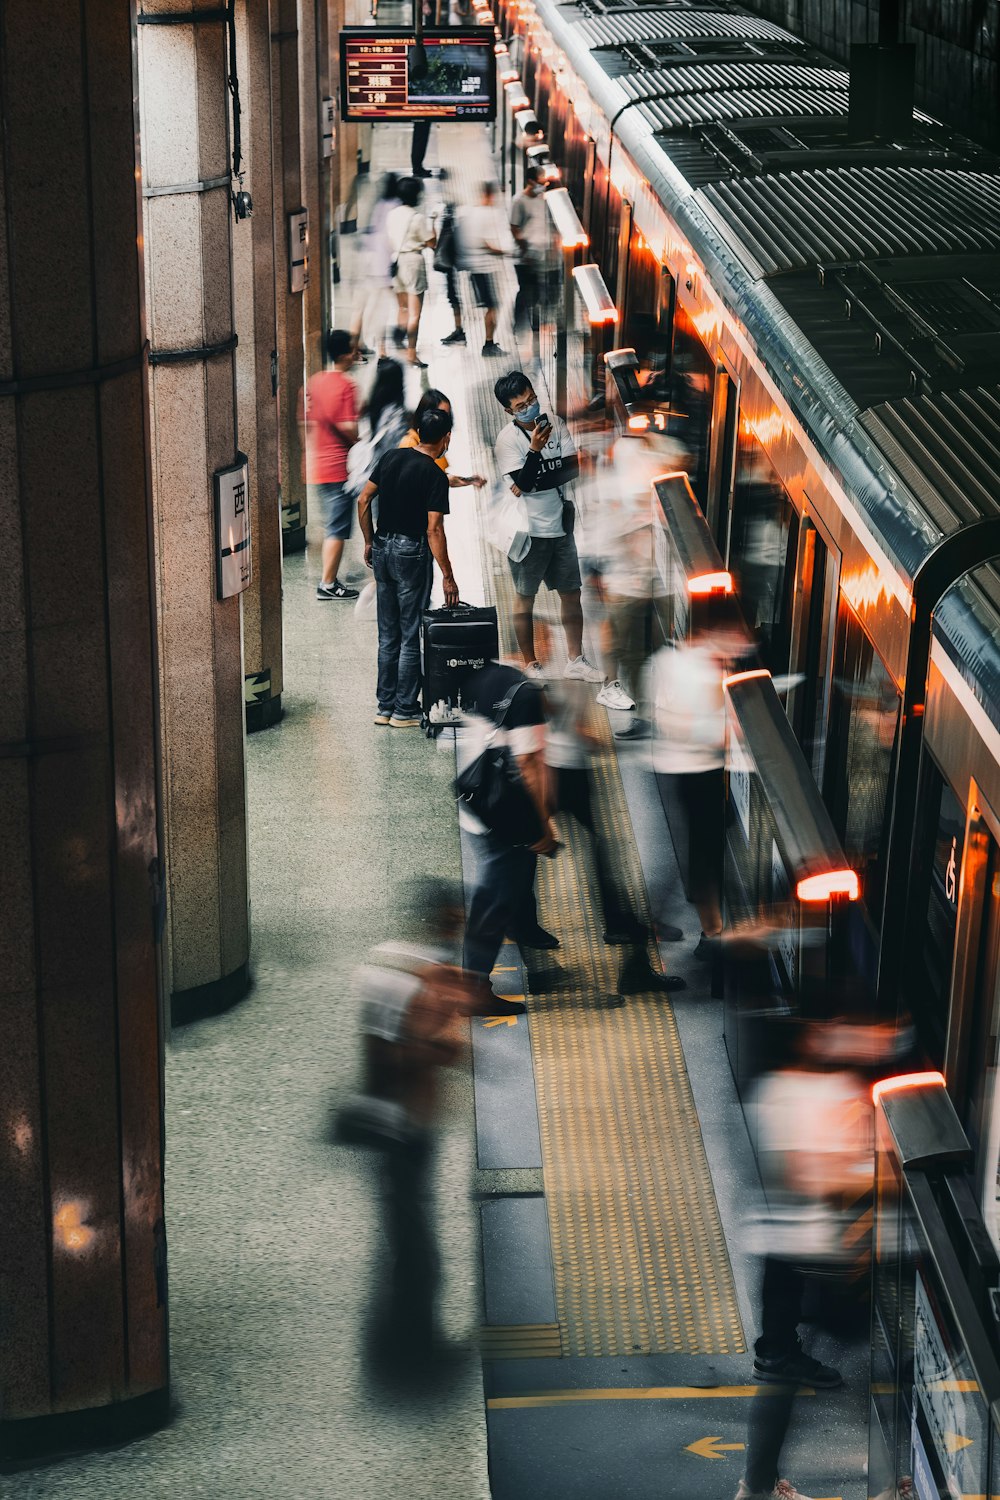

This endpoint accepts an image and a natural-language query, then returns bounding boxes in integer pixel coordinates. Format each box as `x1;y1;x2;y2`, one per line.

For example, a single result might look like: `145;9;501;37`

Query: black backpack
433;206;461;274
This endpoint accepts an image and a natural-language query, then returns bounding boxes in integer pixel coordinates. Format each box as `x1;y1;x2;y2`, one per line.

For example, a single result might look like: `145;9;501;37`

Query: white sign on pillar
322;97;335;159
289;207;309;293
215;453;252;599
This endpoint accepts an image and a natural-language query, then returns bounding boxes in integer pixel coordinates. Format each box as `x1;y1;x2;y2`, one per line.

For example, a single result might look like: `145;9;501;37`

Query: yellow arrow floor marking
484;1014;521;1028
487;1385;818;1409
945;1431;975;1453
685;1436;745;1460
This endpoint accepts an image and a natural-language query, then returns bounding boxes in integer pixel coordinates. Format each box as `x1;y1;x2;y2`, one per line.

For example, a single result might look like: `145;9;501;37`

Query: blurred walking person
350;172;400;358
460;181;511;356
459;658;560;1007
387;177;436;368
650;603;739;956
303;327;360;601
509;166;551;339
733;1010;873;1500
349;879;475;1368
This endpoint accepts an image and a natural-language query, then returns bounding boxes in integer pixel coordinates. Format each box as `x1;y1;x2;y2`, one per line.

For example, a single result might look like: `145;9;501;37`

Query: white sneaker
735;1482;814;1500
596;679;636;711
525;661;546;681
564;653;604;683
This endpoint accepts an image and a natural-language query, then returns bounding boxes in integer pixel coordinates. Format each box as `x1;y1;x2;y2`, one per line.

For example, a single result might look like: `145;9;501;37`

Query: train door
787;507;840;785
615;200;632;321
941;790;1000;1249
706;353;740;556
726;421;800;677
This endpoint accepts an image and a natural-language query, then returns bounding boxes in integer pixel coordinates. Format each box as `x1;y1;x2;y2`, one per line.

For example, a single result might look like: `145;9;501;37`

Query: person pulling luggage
358;406;459;728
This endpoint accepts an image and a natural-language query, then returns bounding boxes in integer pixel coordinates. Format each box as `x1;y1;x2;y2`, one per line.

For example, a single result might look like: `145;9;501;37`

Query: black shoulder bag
455;681;545;847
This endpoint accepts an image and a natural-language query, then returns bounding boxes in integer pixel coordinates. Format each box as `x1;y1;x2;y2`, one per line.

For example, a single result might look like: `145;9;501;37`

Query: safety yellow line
488;1385;818;1409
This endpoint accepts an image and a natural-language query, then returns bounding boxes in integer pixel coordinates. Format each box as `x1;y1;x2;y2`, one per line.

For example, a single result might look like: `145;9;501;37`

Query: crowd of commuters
318;178;870;1500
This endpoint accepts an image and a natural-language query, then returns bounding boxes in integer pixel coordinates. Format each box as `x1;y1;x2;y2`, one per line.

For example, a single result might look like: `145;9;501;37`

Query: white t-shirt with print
494;416;573;538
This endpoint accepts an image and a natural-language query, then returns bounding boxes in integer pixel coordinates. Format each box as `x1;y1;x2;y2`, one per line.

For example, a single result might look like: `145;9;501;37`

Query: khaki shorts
509;532;582;598
393;250;427;295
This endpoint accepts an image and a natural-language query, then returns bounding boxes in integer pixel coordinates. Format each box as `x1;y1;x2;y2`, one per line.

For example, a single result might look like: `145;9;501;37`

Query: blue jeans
373;533;429;717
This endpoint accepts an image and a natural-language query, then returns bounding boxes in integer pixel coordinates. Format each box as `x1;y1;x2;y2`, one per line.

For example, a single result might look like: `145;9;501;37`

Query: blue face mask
516;399;541;425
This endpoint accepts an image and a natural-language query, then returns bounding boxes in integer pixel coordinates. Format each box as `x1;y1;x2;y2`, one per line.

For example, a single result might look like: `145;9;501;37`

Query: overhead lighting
545;187;588;249
627;414;650;431
688;571;733;596
872;1070;946;1105
494;41;509;54
796;869;861;903
500;66;520;83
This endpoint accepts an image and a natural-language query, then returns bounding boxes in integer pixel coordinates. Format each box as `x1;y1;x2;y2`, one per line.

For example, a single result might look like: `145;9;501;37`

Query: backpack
345;404;407;501
433;206;463;274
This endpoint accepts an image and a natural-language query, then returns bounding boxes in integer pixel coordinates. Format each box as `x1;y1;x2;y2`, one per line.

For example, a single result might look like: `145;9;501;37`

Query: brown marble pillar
272;0;309;554
138;0;251;1018
235;0;285;731
0;0;168;1454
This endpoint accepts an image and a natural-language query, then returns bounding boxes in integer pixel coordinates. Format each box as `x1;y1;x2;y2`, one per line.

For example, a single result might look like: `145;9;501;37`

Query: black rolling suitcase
421;602;499;732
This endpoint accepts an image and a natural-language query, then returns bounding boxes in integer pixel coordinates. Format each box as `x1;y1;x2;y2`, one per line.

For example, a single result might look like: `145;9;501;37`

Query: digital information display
340;29;496;122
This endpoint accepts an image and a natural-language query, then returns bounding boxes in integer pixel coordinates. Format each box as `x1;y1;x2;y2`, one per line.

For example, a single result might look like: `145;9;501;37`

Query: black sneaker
694;932;722;962
482;340;505;357
467;993;527;1017
603;920;649;946
753;1349;842;1389
515;925;560;950
316;580;359;601
618;957;686;996
614;716;650;740
441;329;467;345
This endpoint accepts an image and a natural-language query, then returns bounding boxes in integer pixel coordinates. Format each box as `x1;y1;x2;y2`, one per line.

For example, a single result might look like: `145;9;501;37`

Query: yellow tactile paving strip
462;334;745;1356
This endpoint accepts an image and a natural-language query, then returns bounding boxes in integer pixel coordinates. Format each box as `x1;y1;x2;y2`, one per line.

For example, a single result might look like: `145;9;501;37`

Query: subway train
498;0;1000;1228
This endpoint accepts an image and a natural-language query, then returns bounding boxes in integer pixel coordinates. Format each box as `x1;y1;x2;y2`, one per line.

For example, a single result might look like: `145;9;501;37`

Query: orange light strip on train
796;869;861;903
872;1070;946;1105
688;571;733;596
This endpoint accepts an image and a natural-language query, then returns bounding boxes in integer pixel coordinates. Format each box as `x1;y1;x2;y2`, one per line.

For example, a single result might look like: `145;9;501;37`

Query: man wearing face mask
509;167;550;336
493;371;603;683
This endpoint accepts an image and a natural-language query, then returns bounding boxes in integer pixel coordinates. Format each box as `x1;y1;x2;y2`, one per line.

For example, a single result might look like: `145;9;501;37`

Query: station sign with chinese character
215;454;251;600
339;29;496;122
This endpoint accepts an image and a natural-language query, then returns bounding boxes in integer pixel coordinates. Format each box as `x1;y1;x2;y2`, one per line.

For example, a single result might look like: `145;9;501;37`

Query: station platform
5;120;867;1500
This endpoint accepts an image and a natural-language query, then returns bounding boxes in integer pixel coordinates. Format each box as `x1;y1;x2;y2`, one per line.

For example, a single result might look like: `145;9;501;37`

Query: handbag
455;681;545;846
488;485;531;562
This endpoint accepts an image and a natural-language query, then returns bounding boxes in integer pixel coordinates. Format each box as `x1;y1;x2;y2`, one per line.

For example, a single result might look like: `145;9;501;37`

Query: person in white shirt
386;176;436;368
459;181;510;356
509;166;552;335
493;370;603;684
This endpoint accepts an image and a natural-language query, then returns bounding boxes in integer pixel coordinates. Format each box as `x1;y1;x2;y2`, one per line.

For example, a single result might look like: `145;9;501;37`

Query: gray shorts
309;481;352;540
509;532;582;598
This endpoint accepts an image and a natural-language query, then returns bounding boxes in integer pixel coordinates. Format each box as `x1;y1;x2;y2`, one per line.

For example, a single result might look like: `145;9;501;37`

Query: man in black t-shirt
459;661;560;1012
358;406;460;728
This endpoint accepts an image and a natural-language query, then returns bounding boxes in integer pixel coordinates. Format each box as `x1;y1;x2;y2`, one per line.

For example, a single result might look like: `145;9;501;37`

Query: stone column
138;1;251;1020
0;1;168;1453
272;0;309;554
235;0;285;731
299;0;325;376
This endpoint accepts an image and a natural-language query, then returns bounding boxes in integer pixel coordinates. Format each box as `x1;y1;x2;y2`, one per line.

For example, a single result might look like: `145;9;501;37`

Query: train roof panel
574;7;797;46
858;385;1000;532
617;59;847;100
638;87;849;132
696;167;1000;277
934;566;1000;740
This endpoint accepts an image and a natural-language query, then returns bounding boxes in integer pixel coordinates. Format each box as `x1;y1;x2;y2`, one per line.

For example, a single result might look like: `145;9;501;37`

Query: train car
504;0;1000;1219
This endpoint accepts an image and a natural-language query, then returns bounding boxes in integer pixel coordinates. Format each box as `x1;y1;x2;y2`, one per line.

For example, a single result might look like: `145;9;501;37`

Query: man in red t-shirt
304;328;360;600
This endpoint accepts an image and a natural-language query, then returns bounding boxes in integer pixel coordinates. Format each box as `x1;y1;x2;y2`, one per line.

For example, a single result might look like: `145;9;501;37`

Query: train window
906;761;966;1070
623;226;667;372
668;306;714;507
823;600;900;927
791;518;839;786
727;428;799;674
